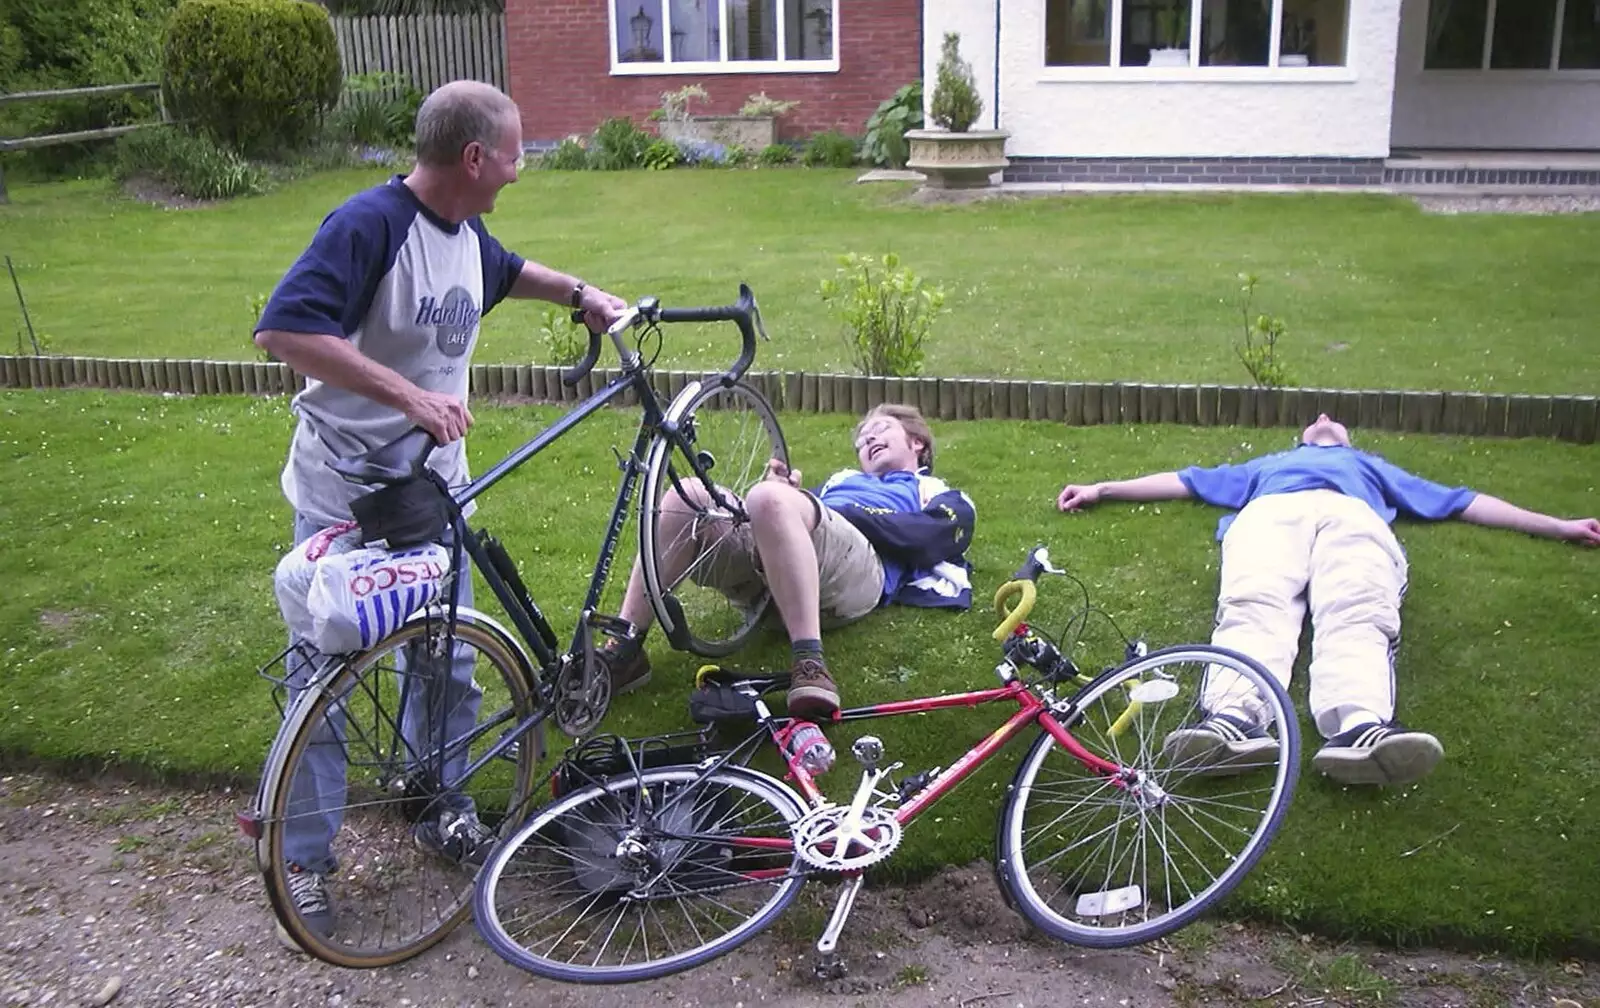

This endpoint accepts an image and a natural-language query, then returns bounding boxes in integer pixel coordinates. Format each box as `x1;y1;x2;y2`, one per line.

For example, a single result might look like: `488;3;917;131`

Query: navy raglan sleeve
256;202;391;339
835;489;976;569
470;219;525;316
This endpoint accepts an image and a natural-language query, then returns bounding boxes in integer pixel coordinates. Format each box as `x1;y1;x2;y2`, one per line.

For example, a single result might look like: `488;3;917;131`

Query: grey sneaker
414;809;497;867
274;863;333;951
1162;713;1280;776
1313;721;1443;786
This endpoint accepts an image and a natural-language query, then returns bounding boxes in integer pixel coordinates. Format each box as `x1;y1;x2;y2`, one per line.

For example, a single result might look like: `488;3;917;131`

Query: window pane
670;0;719;60
730;0;777;60
1424;0;1487;69
1046;0;1112;65
1124;0;1194;66
1199;0;1269;67
785;0;833;60
1561;0;1600;68
1490;0;1557;68
617;0;665;62
1281;0;1346;66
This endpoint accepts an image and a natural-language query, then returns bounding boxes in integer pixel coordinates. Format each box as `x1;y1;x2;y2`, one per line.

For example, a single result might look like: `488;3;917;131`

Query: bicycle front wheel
261;615;541;967
640;378;786;657
996;645;1298;948
474;764;806;984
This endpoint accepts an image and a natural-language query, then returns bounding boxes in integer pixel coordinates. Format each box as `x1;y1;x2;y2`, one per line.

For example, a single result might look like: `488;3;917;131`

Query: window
1044;0;1347;68
1425;0;1600;70
612;0;836;71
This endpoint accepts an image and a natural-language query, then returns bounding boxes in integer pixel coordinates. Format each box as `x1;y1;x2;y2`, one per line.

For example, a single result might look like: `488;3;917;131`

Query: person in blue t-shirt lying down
602;403;977;720
1055;414;1598;787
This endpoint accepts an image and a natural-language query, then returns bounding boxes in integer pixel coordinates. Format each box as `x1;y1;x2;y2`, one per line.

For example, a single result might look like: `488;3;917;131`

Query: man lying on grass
602;403;977;719
1056;414;1598;787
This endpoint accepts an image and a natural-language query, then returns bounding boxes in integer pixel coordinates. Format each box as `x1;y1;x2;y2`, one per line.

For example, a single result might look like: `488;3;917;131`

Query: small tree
820;252;947;378
928;32;982;132
1234;273;1295;388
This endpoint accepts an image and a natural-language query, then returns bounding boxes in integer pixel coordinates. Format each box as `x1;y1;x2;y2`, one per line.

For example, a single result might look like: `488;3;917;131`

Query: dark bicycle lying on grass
472;546;1301;983
238;286;789;967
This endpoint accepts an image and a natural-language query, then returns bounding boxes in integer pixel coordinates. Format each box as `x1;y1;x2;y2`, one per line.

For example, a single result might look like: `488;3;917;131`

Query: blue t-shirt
1178;444;1477;540
817;469;926;599
256;176;524;523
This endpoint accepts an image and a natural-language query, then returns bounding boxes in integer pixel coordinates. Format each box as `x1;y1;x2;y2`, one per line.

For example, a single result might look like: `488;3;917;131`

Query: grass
1;389;1596;955
3;170;1600;394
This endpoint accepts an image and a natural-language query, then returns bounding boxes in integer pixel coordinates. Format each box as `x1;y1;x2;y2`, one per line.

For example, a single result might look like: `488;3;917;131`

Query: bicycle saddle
329;427;437;485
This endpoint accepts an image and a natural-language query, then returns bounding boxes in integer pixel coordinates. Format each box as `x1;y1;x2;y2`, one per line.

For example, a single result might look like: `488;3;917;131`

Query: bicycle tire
996;644;1299;948
640;379;787;657
261;615;541;967
474;763;807;984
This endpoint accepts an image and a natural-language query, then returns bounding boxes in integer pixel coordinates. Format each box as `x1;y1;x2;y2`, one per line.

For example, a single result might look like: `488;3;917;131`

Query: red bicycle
472;546;1300;983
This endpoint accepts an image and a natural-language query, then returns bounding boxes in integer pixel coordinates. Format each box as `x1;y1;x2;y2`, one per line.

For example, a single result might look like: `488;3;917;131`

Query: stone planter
658;115;777;151
904;129;1011;190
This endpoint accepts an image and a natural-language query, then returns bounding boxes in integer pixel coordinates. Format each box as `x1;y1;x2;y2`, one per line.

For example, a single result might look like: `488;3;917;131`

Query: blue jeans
280;513;483;874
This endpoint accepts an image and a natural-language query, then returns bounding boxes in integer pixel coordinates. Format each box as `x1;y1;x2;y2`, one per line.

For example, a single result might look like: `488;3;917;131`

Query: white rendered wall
922;0;1404;158
1389;0;1600;150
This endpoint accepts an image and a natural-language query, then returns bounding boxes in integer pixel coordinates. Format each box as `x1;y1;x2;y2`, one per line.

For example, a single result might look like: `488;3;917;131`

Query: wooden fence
0;82;167;203
1;355;1595;444
330;13;507;95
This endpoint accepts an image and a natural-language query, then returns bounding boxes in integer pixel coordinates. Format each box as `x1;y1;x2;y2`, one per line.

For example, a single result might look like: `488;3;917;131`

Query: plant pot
658;115;777;151
903;129;1010;190
1279;53;1310;67
1146;48;1191;67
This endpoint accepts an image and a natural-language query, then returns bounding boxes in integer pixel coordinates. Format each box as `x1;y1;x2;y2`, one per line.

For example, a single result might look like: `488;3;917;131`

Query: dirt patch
1;770;1596;1008
119;175;218;211
36;610;89;635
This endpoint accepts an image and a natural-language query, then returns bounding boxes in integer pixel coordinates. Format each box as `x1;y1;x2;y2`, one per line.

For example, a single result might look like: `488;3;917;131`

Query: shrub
819;252;947;378
642;138;680;170
112;124;267;199
1234;273;1296;388
802;130;857;168
650;83;707;126
862;82;923;168
739;92;799;118
757;143;794;166
537;306;587;367
539;137;589;170
929;32;982;132
723;144;750;168
588;116;651;170
163;0;342;157
328;71;420;148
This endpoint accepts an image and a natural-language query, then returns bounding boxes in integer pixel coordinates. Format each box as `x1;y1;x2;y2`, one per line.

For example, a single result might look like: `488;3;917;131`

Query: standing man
1056;415;1597;787
255;80;625;944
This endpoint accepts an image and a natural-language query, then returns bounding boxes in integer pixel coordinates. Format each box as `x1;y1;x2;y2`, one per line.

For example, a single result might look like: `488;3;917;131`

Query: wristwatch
569;280;588;309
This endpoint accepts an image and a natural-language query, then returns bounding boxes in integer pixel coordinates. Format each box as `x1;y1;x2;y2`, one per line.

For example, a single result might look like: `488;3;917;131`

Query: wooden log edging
0;356;1593;445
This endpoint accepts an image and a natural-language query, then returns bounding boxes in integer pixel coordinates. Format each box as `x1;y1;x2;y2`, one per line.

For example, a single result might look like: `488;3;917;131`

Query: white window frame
1039;0;1357;82
1422;0;1600;75
609;0;840;75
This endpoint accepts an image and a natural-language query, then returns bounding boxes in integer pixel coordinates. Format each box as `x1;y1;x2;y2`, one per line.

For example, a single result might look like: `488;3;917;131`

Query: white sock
1337;710;1383;735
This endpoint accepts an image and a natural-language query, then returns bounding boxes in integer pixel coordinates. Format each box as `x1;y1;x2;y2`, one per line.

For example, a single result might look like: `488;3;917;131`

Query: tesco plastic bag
273;521;364;645
305;541;452;654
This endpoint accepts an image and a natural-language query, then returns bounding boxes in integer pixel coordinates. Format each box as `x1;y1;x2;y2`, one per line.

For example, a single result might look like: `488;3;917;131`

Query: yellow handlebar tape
991;579;1037;642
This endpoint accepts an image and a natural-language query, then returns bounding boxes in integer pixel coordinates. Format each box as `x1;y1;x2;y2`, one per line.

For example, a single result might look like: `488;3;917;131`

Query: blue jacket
816;468;975;610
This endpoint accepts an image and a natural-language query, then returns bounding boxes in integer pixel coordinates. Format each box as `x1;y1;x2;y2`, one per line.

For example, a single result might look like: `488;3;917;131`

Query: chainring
553;653;612;737
792;803;902;872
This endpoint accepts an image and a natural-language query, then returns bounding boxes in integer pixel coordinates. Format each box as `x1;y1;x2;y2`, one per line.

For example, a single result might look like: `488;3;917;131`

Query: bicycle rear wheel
640;379;786;657
260;614;541;967
474;764;806;984
996;645;1298;948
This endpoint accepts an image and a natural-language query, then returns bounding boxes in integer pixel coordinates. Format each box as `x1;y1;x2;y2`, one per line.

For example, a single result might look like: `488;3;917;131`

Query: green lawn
2;389;1596;955
2;169;1599;395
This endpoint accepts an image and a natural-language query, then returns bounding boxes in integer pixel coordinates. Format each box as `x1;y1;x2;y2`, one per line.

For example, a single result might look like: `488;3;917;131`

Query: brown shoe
786;657;840;719
597;641;652;695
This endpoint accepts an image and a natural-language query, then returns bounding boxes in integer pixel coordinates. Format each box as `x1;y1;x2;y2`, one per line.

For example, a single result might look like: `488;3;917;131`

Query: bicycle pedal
813;954;847;981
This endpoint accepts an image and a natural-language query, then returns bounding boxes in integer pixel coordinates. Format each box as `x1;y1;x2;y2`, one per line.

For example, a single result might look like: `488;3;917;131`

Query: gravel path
2;771;1595;1008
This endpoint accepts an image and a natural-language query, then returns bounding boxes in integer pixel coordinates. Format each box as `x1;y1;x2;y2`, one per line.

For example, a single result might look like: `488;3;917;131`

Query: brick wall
506;0;921;144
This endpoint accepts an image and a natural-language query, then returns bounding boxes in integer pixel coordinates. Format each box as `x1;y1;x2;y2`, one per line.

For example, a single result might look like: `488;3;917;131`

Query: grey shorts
689;492;886;628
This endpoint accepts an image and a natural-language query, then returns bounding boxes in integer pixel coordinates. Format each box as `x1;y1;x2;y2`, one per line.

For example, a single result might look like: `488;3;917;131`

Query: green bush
328;71;420;148
162;0;342;157
756;143;794;166
802;130;857;168
112;124;267;199
588;116;651;170
539;138;589;170
723;144;750;168
862;81;923;169
537;306;587;366
642;138;680;170
1233;273;1296;387
819;252;947;377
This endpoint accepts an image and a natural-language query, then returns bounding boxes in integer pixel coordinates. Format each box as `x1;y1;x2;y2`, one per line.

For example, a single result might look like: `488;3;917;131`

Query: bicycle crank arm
815;873;865;958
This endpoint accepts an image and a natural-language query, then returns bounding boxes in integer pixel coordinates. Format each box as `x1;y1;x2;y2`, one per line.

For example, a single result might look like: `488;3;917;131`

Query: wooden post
1196;385;1219;426
1081;384;1103;425
816;373;835;413
1027;381;1047;421
1217;385;1241;427
1570;397;1597;444
1139;384;1159;426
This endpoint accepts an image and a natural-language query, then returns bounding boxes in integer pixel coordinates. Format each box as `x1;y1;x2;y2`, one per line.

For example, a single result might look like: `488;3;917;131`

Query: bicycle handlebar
561;283;765;387
992;545;1062;642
